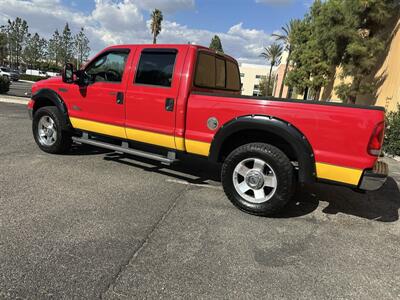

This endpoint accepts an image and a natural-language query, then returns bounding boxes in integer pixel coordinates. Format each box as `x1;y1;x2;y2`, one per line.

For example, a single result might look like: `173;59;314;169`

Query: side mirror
62;63;75;83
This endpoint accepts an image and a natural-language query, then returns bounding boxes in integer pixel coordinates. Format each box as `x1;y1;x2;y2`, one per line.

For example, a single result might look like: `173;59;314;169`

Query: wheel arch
209;115;316;183
32;88;70;128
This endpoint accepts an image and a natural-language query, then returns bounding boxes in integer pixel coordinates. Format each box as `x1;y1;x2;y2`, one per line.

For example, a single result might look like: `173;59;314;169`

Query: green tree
60;23;74;64
150;9;163;44
6;17;29;67
24;33;47;69
336;0;399;103
260;43;283;96
285;1;338;100
209;35;224;53
258;75;275;97
0;31;7;65
272;19;300;98
48;29;62;67
0;76;10;94
383;104;400;156
74;27;90;68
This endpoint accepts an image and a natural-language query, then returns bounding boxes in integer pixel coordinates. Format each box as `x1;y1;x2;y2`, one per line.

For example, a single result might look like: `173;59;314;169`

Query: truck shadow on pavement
276;177;400;222
101;150;400;223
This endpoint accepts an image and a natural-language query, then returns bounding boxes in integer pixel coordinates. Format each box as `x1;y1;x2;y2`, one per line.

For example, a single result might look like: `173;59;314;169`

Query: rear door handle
165;98;174;112
116;92;124;104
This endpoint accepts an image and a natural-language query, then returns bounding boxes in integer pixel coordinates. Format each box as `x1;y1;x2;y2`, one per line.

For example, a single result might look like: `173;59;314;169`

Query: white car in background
46;71;61;77
25;69;48;77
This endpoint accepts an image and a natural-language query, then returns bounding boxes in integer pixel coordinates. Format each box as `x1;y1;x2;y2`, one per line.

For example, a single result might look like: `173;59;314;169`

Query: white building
239;63;270;96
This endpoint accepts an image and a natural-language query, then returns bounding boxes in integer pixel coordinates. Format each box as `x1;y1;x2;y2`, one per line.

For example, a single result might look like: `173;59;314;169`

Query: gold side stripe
185;139;211;156
126;127;176;149
70;117;126;139
316;162;363;186
69;117;210;156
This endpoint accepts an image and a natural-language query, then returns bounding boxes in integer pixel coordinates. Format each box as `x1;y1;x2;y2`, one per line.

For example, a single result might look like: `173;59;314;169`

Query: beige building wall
273;19;400;111
368;20;400;112
325;19;400;110
239;63;269;96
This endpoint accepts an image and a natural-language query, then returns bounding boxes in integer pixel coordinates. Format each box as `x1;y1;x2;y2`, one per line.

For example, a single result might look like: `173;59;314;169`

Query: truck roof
105;44;238;63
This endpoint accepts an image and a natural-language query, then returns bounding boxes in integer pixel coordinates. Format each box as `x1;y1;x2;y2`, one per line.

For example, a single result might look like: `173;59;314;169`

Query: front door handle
165;98;174;112
116;92;124;104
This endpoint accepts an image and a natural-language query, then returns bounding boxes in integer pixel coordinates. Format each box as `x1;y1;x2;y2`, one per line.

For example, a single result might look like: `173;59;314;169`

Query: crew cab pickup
27;44;388;216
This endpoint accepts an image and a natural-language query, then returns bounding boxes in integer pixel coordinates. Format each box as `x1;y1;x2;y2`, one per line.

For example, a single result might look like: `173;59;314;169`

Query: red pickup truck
27;44;388;216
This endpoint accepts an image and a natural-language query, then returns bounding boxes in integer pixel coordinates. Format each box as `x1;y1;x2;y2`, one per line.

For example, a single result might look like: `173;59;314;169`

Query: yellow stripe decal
70;117;126;139
185;139;211;156
316;162;363;186
69;117;210;155
125;127;176;149
175;137;186;151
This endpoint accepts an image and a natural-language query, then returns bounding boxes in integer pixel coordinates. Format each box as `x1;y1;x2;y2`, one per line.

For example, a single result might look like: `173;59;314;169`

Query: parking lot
7;80;33;98
1;102;400;299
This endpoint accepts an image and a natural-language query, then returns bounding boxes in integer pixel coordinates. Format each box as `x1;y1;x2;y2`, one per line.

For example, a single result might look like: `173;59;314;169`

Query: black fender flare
32;88;70;128
209;115;316;183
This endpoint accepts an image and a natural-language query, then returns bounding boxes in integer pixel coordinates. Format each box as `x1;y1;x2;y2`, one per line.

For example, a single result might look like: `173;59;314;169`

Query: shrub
383;104;400;156
19;74;47;82
0;76;10;94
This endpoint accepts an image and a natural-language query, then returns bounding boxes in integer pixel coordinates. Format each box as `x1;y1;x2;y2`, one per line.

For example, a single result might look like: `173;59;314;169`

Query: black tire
221;143;293;216
32;106;72;154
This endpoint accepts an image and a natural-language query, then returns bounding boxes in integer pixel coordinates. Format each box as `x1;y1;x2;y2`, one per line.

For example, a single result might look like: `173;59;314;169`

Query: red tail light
368;121;385;156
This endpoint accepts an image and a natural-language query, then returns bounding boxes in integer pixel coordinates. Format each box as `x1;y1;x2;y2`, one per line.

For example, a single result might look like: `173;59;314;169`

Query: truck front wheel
221;143;293;216
32;106;72;154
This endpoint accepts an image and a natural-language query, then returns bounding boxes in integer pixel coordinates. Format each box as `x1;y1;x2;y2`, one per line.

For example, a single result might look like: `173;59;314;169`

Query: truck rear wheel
32;106;72;154
221;143;293;216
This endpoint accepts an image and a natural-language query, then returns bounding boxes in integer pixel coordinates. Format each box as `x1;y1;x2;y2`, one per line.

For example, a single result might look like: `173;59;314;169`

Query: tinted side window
135;50;177;87
194;53;215;88
86;51;129;83
226;60;241;90
215;58;226;88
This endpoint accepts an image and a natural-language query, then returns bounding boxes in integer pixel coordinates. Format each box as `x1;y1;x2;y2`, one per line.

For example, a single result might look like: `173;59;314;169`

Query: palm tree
272;19;299;98
150;9;163;44
260;43;283;96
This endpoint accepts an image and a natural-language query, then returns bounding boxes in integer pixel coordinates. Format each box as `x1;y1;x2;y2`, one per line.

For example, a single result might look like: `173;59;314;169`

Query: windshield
1;67;10;72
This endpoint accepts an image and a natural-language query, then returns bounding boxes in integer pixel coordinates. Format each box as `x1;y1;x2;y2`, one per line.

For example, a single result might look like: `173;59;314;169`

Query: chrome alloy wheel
233;158;277;203
37;115;57;146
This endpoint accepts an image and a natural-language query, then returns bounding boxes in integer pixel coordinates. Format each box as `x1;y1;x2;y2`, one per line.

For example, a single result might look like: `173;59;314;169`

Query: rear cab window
194;51;241;92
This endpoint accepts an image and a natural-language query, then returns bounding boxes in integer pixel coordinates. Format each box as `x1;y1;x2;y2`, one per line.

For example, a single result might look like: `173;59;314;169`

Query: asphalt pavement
0;102;400;299
7;80;33;98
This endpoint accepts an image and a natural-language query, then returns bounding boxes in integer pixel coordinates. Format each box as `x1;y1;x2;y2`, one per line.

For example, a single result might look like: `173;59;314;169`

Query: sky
0;0;311;64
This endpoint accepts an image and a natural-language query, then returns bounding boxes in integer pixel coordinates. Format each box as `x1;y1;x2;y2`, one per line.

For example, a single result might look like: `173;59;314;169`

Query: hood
32;76;63;94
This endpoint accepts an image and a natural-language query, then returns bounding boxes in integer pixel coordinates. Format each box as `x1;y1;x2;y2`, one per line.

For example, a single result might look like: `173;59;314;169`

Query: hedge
383;104;400;156
0;76;10;94
19;74;47;82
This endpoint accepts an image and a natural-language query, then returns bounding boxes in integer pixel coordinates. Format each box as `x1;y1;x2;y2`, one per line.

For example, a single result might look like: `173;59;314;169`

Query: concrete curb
18;79;35;84
0;95;29;105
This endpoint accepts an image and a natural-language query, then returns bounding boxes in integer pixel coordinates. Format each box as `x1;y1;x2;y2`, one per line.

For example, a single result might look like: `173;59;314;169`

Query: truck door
124;47;187;149
66;48;133;139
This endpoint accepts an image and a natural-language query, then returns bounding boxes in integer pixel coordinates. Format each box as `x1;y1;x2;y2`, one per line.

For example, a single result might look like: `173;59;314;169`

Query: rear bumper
359;161;388;191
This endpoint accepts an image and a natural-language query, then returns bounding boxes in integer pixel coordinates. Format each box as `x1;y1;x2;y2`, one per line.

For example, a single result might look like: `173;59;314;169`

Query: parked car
46;71;61;77
25;69;48;77
27;44;388;216
0;66;19;81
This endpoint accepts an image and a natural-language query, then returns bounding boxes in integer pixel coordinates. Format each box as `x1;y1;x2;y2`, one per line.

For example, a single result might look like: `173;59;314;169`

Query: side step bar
72;136;177;165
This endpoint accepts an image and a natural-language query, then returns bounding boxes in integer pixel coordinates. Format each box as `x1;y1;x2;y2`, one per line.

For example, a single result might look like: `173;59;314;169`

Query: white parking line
166;179;222;190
